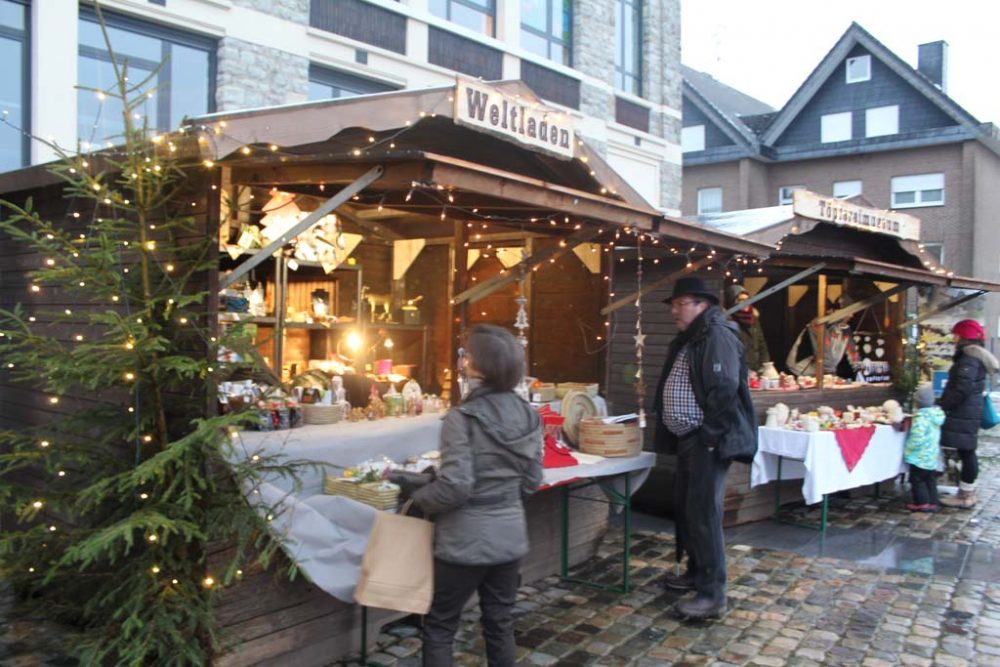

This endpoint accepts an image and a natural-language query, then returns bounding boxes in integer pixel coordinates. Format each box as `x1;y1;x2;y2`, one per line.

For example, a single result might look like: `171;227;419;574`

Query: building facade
0;0;682;212
680;23;1000;338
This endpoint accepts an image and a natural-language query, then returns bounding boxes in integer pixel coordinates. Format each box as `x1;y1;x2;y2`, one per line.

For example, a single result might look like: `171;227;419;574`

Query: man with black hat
653;276;757;620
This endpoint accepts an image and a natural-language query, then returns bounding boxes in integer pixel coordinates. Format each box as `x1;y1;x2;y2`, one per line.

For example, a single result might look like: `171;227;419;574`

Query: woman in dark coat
938;319;999;508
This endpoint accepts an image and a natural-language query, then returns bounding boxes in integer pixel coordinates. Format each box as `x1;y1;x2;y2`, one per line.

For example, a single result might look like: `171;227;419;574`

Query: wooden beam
600;257;714;315
816;284;909;325
452;225;603;305
896;290;986;330
229;161;426;189
220;165;384;289
336;205;404;240
722;263;826;316
427;157;659;231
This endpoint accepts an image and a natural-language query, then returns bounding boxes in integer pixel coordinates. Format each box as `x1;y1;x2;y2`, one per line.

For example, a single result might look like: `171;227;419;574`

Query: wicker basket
555;382;599;399
577;418;641;457
530;383;556;402
323;477;400;510
302;403;345;425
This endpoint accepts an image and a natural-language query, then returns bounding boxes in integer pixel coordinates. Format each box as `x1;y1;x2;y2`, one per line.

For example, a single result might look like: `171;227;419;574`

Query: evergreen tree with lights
0;6;306;664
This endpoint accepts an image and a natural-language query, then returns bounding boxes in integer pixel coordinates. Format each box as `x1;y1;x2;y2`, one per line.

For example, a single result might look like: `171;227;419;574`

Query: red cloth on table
832;425;876;472
543;433;578;468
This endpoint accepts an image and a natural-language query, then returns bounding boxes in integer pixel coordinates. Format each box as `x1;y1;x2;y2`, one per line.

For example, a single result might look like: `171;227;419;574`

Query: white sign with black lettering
453;78;576;159
793;190;920;241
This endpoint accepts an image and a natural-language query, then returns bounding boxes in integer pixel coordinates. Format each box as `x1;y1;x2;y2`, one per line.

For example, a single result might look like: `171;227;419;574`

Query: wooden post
814;274;827;387
450;221;469;403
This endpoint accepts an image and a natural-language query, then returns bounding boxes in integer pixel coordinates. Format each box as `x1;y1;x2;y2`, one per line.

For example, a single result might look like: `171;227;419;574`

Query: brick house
681;22;1000;338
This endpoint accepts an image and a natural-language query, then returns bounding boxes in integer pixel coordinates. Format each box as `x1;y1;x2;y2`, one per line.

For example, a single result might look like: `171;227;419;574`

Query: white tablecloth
230;413;652;603
750;425;907;505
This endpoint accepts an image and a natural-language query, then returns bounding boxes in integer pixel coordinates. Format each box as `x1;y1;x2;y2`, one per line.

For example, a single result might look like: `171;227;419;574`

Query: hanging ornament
513;253;530;349
634;235;646;429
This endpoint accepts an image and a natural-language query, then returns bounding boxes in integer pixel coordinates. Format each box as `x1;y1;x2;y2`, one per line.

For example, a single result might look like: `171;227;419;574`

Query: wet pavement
3;439;999;665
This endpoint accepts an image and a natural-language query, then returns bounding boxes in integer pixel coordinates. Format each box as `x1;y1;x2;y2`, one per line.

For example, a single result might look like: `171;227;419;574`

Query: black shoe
675;595;727;620
662;571;696;591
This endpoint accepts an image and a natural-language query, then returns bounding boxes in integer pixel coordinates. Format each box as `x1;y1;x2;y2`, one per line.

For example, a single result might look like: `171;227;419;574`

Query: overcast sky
682;0;1000;123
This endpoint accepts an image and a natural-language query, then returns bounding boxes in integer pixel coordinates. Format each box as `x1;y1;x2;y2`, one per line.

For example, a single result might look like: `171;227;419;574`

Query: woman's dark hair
465;324;525;392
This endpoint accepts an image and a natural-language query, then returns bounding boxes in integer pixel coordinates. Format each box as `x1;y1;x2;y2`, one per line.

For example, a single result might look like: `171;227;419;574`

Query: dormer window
845;55;871;83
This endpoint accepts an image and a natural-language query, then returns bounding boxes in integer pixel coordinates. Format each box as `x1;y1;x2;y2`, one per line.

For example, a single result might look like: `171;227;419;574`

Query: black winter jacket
653;306;758;463
939;342;1000;451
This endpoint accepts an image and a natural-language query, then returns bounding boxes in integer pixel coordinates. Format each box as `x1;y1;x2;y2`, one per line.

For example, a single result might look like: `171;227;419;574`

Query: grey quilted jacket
412;386;543;565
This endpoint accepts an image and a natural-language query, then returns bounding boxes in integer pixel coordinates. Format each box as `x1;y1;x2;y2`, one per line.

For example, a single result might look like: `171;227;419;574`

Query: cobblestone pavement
336;438;1000;666
3;441;999;666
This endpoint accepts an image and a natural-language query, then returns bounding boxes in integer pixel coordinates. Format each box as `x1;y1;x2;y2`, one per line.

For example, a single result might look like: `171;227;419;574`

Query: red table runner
832;425;876;472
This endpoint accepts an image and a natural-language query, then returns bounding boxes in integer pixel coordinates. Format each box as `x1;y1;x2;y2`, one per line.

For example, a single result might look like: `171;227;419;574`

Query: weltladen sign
793;190;920;241
453;78;576;160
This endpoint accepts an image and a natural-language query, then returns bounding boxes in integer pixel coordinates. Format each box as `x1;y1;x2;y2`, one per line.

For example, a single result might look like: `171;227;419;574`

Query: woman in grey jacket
412;324;543;667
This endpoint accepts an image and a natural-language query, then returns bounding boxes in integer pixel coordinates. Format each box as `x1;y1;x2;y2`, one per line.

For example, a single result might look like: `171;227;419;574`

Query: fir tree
0;5;308;664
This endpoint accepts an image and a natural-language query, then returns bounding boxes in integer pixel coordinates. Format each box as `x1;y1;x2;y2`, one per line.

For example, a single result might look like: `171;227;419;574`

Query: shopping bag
982;389;999;430
354;500;434;614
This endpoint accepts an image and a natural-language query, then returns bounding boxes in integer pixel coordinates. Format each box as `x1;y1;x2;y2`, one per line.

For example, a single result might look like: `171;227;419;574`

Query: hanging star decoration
634;232;646;429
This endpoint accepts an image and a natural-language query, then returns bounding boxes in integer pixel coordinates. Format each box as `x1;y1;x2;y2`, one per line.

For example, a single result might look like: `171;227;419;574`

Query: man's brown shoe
662;571;696;591
675;595;727;620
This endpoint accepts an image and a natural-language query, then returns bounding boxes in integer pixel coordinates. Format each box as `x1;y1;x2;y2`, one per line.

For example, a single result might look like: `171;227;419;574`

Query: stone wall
231;0;308;24
216;38;309;111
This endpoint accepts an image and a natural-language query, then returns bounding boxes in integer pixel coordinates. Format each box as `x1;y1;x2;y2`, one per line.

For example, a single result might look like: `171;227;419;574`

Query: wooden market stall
0;79;771;665
612;190;1000;525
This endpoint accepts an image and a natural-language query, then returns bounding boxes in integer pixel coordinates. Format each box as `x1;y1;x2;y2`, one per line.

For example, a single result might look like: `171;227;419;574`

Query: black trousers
958;449;978;484
909;465;939;505
673;432;731;603
422;558;520;667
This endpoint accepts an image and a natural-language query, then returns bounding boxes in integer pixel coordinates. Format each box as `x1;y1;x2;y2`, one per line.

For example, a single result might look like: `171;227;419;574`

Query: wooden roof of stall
177;81;772;255
696;202;1000;291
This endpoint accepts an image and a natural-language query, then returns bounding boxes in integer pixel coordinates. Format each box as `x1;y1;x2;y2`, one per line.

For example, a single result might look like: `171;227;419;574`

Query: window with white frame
922;242;944;265
614;0;642;96
821;111;852;143
0;0;28;173
778;185;805;205
520;0;572;66
429;0;496;36
866;105;898;138
681;125;705;153
77;8;215;148
833;180;863;198
697;187;722;214
845;55;871;83
308;65;398;100
891;173;944;208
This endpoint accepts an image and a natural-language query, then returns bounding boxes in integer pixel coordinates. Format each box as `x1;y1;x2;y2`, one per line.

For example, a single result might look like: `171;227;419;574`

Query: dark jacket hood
458;387;541;458
689;306;739;340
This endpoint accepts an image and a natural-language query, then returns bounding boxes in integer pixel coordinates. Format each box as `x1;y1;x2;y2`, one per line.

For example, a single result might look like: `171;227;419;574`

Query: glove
387;470;435;503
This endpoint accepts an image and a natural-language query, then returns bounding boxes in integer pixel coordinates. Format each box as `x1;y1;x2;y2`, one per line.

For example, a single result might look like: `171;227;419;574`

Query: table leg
774;456;784;517
820;494;828;544
622;473;631;594
560;485;570;580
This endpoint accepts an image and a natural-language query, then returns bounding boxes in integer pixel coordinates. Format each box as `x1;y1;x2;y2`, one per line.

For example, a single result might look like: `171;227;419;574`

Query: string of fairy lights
5;80;957;592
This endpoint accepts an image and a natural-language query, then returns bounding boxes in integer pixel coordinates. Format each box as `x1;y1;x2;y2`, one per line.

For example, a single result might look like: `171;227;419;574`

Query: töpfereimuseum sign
793;190;920;241
453;78;576;159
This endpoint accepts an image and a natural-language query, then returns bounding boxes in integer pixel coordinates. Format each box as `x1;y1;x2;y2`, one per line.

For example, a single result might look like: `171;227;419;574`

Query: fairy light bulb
40;440;49;448
151;565;161;574
147;534;157;543
32;500;43;509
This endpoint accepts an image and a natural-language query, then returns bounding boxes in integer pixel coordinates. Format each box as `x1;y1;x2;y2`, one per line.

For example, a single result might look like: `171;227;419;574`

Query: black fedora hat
663;276;719;305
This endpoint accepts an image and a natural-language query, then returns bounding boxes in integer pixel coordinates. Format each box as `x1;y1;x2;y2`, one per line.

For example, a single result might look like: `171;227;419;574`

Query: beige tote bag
354;501;434;614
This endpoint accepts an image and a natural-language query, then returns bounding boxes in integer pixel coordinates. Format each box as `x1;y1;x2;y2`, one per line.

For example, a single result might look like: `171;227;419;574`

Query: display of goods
541;413;565;441
302;403;345;425
577;418;641;457
555;382;599;399
324;477;400;510
530;381;556;402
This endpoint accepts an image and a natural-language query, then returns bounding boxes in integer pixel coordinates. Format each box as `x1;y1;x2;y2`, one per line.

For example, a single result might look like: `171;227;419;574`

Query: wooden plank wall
529;237;607;386
213;485;608;666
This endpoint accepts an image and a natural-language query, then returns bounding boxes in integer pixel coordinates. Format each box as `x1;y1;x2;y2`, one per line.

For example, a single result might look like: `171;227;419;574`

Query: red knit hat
952;319;985;341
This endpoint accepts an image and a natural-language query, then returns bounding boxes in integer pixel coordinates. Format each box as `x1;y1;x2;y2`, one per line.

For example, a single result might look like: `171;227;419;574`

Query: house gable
761;23;995;159
682;96;737;151
774;43;959;149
